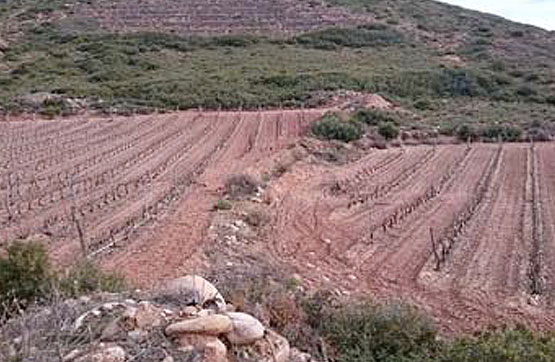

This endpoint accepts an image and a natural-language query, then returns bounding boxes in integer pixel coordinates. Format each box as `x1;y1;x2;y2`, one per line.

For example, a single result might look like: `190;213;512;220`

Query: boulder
166;314;232;336
161;275;226;310
224;312;265;345
177;335;228;362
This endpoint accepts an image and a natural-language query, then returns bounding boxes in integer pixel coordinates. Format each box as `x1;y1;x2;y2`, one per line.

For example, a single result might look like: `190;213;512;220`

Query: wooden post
430;227;440;271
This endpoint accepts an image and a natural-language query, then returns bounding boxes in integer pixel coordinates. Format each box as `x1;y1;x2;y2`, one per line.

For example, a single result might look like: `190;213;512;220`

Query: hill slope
0;0;554;137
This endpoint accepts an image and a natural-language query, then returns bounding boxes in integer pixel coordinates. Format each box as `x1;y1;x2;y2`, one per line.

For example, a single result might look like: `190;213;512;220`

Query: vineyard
3;111;555;333
266;141;555;333
0;110;321;262
73;0;368;35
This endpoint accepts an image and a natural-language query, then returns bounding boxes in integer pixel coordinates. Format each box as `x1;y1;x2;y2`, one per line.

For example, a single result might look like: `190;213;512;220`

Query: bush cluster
312;112;363;142
296;24;405;50
351;108;398;126
0;241;125;316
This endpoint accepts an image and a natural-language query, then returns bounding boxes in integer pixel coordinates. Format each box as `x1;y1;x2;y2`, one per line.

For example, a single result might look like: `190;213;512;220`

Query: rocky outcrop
51;275;315;362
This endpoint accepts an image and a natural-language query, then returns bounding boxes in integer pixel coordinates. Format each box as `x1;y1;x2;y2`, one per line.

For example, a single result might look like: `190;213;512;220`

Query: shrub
0;241;52;308
352;108;398;126
378;121;400;140
296;24;405;50
225;174;259;200
312;112;363;142
0;240;126;317
215;199;233;210
59;262;126;298
481;124;523;142
516;85;537;97
413;98;434;110
312;300;440;362
441;329;555;362
456;124;479;142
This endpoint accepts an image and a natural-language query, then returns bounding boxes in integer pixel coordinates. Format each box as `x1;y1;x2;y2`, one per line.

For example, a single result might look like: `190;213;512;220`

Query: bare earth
2;110;555;334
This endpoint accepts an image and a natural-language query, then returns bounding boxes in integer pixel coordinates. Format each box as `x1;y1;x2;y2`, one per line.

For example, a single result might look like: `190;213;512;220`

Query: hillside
0;0;554;138
4;1;555;358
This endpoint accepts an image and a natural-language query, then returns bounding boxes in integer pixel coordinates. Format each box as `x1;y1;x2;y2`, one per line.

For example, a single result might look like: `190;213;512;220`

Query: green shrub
456;124;479;142
215;199;233;211
481;124;523;142
59;262;126;298
225;174;259;200
516;85;537;97
0;240;127;317
312;113;363;142
0;241;52;307
352;108;398;126
313;301;440;362
441;329;555;362
378;121;400;140
296;24;405;50
413;98;434;110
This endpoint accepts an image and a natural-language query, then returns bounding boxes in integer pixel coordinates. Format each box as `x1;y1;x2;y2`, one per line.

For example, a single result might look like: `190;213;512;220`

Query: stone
62;348;82;362
135;301;165;329
161;275;226;310
224;312;265;345
161;356;174;362
182;306;199;316
257;329;290;362
100;319;126;342
0;38;9;51
128;329;148;343
290;348;313;362
177;335;228;362
166;314;232;336
76;345;125;362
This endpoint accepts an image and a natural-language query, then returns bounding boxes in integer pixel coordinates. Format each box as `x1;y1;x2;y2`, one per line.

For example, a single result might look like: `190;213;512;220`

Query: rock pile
60;275;312;362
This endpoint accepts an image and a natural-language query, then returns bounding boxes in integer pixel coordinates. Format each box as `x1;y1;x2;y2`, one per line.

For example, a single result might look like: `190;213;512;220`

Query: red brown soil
2;112;555;335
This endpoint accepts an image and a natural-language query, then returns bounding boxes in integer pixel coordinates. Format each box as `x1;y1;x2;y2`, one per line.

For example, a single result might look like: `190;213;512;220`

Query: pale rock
256;329;290;362
100;319;125;342
177;335;228;362
182;306;200;316
161;275;226;310
135;301;165;329
166;314;232;336
76;345;125;362
128;329;148;343
161;356;174;362
224;312;265;345
62;348;82;362
197;309;215;317
290;348;313;362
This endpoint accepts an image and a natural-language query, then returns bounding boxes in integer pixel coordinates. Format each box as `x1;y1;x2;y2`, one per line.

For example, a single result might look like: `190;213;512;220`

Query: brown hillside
73;0;370;35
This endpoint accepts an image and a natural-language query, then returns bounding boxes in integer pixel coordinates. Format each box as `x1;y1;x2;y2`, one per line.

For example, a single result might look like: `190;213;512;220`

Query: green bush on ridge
0;241;125;316
312;112;363;142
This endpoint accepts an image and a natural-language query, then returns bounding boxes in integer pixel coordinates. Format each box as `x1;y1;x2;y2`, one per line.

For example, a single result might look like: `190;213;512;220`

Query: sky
440;0;555;30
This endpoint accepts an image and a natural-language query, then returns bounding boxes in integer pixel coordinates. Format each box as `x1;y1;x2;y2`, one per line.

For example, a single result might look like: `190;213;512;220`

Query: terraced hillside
74;0;368;35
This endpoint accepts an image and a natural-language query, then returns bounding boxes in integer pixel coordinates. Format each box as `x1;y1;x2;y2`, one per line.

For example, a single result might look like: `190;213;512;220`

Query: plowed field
2;111;555;333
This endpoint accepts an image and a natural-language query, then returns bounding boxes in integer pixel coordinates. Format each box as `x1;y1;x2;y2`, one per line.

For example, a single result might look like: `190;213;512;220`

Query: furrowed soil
2;111;555;334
